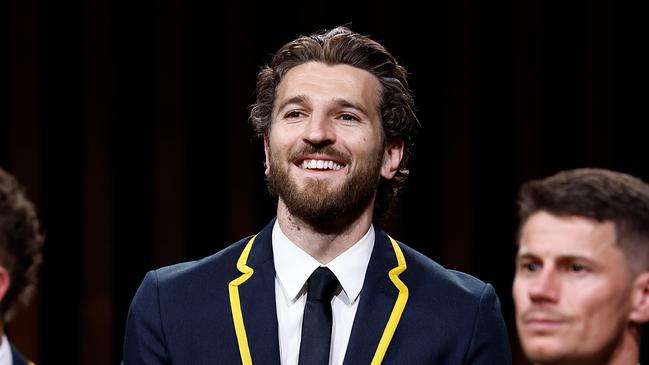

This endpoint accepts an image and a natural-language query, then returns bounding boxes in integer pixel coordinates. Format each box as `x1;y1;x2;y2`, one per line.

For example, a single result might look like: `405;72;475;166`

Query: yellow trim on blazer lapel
370;236;409;364
228;234;409;365
228;235;257;365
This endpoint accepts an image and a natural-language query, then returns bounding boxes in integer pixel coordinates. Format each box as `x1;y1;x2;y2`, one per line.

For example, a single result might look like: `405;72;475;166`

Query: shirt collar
0;335;12;365
272;220;374;304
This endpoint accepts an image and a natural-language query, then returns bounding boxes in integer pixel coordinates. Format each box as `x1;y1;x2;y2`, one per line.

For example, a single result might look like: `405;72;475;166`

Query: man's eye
339;113;359;121
519;262;540;272
285;111;303;118
570;263;586;273
526;263;540;271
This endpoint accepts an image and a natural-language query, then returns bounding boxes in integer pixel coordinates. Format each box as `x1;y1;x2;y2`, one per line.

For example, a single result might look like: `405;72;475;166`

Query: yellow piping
228;235;257;365
370;236;409;365
228;234;408;365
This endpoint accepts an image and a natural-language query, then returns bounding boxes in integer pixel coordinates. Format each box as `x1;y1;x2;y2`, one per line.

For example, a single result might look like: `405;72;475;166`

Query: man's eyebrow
332;98;370;116
515;252;538;262
555;254;597;264
275;95;310;113
516;252;596;263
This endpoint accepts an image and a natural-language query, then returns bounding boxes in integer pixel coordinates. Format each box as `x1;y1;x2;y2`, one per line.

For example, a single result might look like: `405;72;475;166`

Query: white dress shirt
272;220;374;365
0;335;13;365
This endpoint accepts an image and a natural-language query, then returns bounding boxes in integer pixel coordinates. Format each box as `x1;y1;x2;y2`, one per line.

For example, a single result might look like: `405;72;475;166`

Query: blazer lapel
343;229;401;364
234;221;281;365
10;344;30;365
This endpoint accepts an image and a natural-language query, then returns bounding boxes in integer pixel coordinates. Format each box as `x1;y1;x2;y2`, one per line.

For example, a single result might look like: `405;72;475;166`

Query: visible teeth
300;159;343;170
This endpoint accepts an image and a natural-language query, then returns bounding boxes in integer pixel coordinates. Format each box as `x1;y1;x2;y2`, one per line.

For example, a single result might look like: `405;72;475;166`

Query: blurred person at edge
0;167;43;365
513;168;649;365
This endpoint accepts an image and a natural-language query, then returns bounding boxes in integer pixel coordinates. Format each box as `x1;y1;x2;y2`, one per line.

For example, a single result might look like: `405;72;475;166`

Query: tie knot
306;267;339;302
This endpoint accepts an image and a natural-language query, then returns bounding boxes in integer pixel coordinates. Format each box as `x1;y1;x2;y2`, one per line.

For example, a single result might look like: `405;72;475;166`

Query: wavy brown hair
0;167;44;322
250;26;419;218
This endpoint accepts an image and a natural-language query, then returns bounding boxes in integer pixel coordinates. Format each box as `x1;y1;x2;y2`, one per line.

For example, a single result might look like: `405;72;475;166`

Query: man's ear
629;271;649;323
0;266;10;302
380;138;404;180
263;136;270;176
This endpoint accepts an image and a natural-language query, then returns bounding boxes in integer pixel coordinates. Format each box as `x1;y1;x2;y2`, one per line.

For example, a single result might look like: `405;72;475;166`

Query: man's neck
605;327;641;365
276;200;374;264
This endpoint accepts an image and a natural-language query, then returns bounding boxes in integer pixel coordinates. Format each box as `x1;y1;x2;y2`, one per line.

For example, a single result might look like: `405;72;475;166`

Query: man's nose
528;268;560;303
302;114;335;146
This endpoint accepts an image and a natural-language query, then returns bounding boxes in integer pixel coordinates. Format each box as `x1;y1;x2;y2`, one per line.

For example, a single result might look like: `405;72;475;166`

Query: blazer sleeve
123;271;170;365
465;284;512;365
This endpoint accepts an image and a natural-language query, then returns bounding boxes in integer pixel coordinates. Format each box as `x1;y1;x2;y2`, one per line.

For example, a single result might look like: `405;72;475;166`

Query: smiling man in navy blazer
123;26;511;364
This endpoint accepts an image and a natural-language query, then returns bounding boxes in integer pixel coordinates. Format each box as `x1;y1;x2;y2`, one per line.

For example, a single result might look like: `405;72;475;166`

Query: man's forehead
518;212;618;259
516;244;598;260
274;62;381;106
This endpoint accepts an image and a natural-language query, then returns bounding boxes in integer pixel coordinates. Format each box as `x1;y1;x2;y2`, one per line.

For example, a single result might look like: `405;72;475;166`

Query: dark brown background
2;0;646;364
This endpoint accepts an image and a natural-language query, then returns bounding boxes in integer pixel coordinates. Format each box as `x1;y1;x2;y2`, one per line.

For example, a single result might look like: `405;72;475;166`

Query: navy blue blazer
123;220;511;364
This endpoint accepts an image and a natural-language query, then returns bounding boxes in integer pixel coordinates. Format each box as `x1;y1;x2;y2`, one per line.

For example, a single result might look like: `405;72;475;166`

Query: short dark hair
250;26;419;218
518;168;649;273
0;167;44;322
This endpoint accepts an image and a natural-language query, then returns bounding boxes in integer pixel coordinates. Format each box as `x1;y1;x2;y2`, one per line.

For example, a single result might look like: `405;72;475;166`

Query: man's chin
296;179;340;194
283;191;370;225
292;182;344;204
285;198;344;222
522;339;574;365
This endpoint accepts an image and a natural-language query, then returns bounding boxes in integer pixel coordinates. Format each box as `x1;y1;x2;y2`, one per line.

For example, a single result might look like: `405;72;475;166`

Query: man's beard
267;144;384;224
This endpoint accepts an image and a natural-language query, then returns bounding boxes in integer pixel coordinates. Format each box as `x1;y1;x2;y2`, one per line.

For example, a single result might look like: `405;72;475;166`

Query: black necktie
298;267;340;365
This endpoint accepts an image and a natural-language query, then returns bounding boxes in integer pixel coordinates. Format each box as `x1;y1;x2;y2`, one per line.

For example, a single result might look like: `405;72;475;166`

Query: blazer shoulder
153;234;255;285
395;241;511;363
397;241;490;300
153;219;276;286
